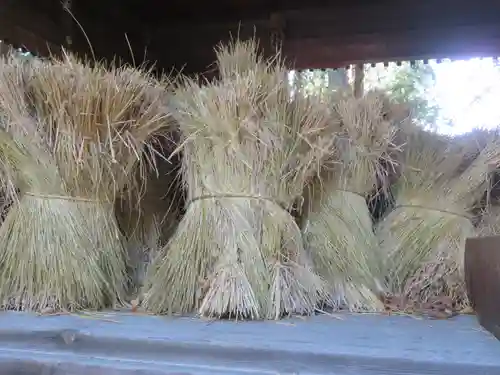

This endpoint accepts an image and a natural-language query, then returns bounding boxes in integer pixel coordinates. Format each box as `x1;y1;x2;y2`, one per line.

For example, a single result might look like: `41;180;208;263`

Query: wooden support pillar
353;63;364;98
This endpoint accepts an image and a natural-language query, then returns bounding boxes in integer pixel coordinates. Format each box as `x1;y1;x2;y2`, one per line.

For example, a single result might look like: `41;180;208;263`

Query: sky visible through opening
291;58;500;136
365;58;500;135
431;58;500;135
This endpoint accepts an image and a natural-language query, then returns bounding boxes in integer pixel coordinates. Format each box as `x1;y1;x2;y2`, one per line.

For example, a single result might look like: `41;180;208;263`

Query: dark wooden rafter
3;0;500;75
279;0;500;68
284;25;500;69
142;0;500;73
0;0;139;65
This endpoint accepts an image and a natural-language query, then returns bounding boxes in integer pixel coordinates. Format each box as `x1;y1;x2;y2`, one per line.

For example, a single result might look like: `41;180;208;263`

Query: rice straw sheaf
301;90;401;312
377;128;500;308
453;128;500;176
0;54;172;311
144;39;335;319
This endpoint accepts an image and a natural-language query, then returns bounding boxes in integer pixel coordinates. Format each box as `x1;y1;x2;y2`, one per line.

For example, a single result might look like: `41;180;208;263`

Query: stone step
0;312;498;375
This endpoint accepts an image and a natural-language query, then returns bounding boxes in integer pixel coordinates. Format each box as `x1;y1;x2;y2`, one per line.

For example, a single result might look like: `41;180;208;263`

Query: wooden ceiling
2;0;500;74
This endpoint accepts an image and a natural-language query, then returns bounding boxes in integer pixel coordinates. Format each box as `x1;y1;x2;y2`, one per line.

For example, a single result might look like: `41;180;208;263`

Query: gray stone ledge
0;312;497;375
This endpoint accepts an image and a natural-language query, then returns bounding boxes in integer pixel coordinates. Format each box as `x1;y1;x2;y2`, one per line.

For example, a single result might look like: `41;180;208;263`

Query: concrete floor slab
0;312;498;374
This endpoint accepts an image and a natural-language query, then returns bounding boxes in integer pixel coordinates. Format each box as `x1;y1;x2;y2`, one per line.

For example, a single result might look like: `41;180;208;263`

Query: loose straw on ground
302;90;401;312
143;39;335;319
0;54;171;311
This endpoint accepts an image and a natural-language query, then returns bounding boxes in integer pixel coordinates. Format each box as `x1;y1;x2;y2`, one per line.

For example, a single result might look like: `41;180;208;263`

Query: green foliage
291;68;350;97
293;63;442;129
382;62;440;128
292;69;328;96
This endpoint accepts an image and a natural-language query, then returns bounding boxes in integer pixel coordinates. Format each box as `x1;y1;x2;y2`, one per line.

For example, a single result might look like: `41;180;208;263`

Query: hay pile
301;90;403;312
0;40;494;320
0;54;171;311
144;39;336;319
377;124;500;309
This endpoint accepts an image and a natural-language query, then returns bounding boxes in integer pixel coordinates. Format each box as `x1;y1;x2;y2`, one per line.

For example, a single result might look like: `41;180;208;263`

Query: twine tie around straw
186;194;288;211
24;192;111;204
393;204;472;221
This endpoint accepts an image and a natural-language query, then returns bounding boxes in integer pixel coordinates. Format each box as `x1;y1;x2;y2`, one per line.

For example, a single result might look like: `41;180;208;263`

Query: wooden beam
142;0;500;72
284;25;500;69
46;0;500;73
157;0;500;36
281;0;500;40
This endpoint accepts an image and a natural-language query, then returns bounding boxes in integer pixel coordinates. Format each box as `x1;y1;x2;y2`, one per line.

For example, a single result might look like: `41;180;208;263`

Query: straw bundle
144;39;334;319
0;54;171;311
302;90;400;312
377;127;500;307
453;128;500;177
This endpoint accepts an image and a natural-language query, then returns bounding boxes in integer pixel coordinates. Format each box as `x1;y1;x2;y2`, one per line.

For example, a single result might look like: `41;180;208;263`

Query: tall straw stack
377;126;500;307
302;90;401;311
144;39;335;319
0;54;171;311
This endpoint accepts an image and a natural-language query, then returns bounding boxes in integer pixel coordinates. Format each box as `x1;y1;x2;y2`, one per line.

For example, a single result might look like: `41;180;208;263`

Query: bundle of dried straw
0;54;171;311
144;39;335;319
302;90;401;312
377;126;500;307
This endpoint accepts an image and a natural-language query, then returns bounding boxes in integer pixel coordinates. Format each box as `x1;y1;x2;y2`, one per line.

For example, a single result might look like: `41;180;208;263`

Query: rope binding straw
186;193;289;211
393;204;472;221
187;189;370;218
24;192;111;204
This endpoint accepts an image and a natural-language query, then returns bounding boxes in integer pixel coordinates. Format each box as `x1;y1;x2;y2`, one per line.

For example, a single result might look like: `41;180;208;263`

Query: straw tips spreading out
0;40;494;321
0;53;172;311
143;39;336;319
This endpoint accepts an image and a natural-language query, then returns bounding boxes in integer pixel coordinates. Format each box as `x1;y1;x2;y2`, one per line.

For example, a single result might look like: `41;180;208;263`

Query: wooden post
353;63;364;97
